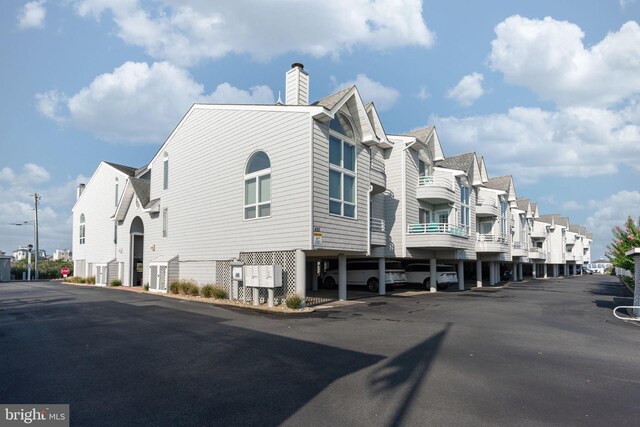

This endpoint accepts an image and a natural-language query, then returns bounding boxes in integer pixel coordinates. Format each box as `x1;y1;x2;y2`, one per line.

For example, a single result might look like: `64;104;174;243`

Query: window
163;154;169;190
500;200;508;237
79;214;86;245
460;184;470;229
419;208;431;224
418;159;426;177
244;151;271;219
329;114;356;218
437;210;449;224
115;178;119;207
114;221;118;244
479;221;493;234
162;208;168;238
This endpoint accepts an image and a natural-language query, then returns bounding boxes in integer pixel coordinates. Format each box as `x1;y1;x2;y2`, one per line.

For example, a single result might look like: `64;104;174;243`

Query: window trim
162;207;168;238
79;214;86;245
328;126;357;220
162;154;169;191
244;151;272;220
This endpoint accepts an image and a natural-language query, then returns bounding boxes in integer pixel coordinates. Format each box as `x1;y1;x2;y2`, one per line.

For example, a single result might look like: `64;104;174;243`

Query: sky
1;0;639;261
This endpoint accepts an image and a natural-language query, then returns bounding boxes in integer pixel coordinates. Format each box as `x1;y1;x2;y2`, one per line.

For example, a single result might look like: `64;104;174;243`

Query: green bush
110;279;122;287
143;283;149;291
11;259;74;279
86;276;96;284
212;285;227;299
169;281;180;294
622;276;634;289
201;284;214;298
285;294;304;309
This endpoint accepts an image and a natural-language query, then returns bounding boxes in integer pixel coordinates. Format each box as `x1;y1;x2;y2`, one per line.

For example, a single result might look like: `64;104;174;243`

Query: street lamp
27;244;33;281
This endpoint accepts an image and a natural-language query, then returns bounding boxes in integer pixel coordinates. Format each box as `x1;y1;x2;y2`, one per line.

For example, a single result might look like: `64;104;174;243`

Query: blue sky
1;0;639;260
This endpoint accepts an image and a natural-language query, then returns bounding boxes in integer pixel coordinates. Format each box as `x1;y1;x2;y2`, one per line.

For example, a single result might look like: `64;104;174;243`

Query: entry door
150;265;158;290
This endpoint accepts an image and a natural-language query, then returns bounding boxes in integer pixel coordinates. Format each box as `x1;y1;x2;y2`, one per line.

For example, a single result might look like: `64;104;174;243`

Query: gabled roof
104;161;137;176
538;214;569;227
586;232;593;239
129;178;150;207
478;156;489;183
312;86;353;110
486;175;516;201
516;197;530;211
404;126;445;162
365;102;392;148
436;152;476;172
569;224;584;234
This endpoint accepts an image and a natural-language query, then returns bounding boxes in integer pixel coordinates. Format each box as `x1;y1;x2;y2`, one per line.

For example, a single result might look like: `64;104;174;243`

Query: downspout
309;115;315;250
367;184;372;256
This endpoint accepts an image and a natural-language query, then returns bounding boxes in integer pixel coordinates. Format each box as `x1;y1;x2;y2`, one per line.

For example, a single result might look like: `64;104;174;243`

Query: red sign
61;267;70;276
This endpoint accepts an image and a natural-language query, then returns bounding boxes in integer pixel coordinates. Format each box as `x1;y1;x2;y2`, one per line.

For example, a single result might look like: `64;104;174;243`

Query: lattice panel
239;250;297;304
215;260;232;295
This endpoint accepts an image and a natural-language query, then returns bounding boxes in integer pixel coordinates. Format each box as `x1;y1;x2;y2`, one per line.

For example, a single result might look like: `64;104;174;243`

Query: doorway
130;216;144;286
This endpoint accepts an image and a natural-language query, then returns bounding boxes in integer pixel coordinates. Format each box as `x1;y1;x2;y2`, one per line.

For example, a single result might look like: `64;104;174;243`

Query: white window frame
79;214;86;245
459;184;470;229
436;210;449;224
163;154;169;191
162;208;168;238
244;152;271;220
328;130;357;219
419;208;431;224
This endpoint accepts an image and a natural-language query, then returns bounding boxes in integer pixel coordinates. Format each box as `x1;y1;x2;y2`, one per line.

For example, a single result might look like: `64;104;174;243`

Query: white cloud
334;74;400;112
36;61;274;143
0;165;84;255
72;0;434;66
17;0;46;29
561;200;582;211
585;190;640;259
489;16;640;107
431;102;640;182
446;73;485;107
417;85;430;100
620;0;637;9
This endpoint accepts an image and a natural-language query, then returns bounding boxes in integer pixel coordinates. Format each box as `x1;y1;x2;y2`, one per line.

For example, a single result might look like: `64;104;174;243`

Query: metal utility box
243;265;282;288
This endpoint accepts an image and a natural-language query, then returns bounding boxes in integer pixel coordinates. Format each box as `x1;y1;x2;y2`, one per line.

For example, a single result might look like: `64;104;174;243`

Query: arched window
163;152;169;190
79;214;86;245
115;177;119;207
244;151;271;219
328;113;356;218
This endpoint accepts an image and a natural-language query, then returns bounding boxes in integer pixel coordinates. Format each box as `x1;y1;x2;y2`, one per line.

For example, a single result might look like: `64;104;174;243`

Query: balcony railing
408;223;469;237
477;234;507;243
370;217;385;232
418;175;454;190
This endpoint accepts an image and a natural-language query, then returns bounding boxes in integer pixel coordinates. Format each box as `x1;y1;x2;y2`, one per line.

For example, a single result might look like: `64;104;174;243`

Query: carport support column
518;262;523;281
554;264;559;277
625;248;640;316
476;260;482;287
295;250;306;306
338;254;347;301
429;258;437;293
543;264;548;279
378;257;386;295
489;261;495;286
311;261;318;292
532;262;537;279
457;260;464;290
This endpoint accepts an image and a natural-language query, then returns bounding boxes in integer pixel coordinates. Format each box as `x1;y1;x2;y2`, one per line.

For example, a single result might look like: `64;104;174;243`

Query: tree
606;216;640;274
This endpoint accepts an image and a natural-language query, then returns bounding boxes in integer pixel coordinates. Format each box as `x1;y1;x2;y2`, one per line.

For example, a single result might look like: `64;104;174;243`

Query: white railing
512;241;529;250
370;217;385;232
477;234;507;243
407;223;469;237
417;175;454;191
529;247;546;255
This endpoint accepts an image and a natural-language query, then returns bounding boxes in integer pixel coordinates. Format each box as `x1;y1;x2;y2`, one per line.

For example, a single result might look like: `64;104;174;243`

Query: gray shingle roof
569;224;582;233
538;214;569;227
435;152;475;172
312;86;353;110
405;126;437;159
485;175;512;192
129;177;150;207
105;161;137;176
586;232;593;239
516;198;530;211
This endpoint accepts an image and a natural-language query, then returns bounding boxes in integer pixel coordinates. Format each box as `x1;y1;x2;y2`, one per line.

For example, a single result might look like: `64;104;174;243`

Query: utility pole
32;193;41;280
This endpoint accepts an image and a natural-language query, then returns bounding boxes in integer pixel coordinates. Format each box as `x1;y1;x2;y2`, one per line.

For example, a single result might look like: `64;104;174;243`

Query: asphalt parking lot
0;275;638;426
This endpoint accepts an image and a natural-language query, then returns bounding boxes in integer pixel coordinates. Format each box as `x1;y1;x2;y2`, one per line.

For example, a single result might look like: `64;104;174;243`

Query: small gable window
115;178;119;207
79;214;86;245
163;153;169;190
244;151;271;219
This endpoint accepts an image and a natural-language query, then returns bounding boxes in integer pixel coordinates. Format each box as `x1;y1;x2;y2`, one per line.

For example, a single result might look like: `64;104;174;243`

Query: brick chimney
285;63;309;106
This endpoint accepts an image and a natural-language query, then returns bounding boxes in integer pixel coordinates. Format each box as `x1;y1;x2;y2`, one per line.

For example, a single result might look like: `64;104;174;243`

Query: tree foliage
606;216;640;274
10;259;74;279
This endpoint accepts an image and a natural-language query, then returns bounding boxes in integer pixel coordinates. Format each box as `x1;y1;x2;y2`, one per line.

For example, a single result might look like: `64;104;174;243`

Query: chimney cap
291;62;304;70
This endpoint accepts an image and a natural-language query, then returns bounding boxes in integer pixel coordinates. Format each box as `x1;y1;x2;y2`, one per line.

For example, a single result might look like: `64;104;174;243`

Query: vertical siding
311;119;369;253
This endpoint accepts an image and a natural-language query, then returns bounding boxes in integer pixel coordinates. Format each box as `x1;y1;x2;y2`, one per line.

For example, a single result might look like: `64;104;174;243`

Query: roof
436;152;476;172
569;224;583;234
485;176;511;192
538;214;569;227
586;233;593;239
516;198;530;211
312;86;353;110
129;177;150;207
104;161;137;176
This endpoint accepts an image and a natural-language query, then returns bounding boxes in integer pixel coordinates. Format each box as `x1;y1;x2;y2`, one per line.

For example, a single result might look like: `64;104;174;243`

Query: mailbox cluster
244;265;283;289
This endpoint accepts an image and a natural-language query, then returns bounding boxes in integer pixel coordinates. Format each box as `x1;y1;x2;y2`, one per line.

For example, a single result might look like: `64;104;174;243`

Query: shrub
211;286;227;300
86;276;96;284
201;284;214;298
169;281;180;294
622;276;634;289
110;279;122;287
189;285;200;297
285;294;304;309
143;283;149;291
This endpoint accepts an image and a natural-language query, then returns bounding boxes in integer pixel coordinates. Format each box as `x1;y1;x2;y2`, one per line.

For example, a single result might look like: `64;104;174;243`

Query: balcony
476;198;499;217
415;176;456;204
528;247;547;260
530;229;547;239
511;241;529;257
406;223;470;249
370;157;386;194
476;234;509;253
370;217;386;247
